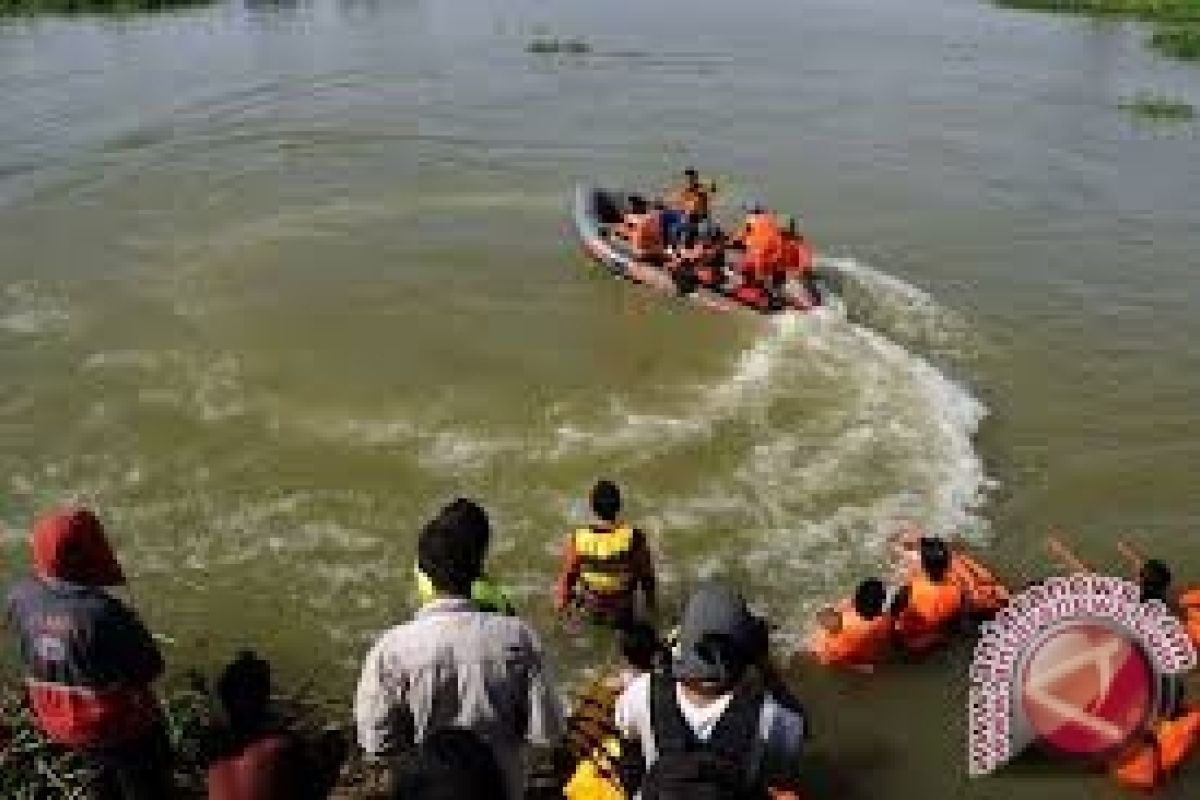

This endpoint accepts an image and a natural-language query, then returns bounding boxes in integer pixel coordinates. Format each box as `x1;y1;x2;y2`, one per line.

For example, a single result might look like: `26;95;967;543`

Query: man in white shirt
614;581;806;798
355;501;564;799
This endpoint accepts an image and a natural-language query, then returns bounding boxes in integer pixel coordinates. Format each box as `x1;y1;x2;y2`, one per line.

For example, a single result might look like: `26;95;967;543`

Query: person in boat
806;578;893;671
554;480;658;629
1110;680;1200;791
668;168;714;220
667;227;708;296
615;196;665;263
731;203;787;306
780;218;822;307
890;536;966;653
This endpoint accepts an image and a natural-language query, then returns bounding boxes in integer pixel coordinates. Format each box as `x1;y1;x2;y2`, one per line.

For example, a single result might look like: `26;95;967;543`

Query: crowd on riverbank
4;488;1200;799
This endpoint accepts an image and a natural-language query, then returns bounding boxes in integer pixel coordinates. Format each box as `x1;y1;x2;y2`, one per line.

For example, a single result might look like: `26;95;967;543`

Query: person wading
554;480;658;629
5;508;172;800
806;578;892;672
355;502;564;800
890;537;966;654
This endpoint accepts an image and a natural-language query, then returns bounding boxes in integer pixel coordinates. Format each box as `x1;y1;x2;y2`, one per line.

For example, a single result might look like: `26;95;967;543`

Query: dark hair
217;650;272;734
1139;559;1172;604
394;727;507;800
619;622;663;672
590;480;622;523
628;196;648;214
919;537;951;582
435;498;491;553
853;578;887;620
418;513;485;597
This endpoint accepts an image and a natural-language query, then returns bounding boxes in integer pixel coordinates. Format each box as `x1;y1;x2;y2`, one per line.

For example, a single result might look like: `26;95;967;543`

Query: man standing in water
5;508;172;799
554;480;658;629
355;504;564;799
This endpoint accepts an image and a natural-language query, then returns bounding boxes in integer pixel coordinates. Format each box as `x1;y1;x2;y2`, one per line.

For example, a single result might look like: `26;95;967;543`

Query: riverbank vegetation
0;0;212;16
995;0;1200;61
1;683;378;799
1119;90;1197;118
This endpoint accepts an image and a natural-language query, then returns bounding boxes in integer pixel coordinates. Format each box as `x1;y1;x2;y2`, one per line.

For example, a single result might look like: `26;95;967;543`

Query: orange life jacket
895;577;964;652
1112;709;1200;790
621;212;663;257
1177;588;1200;649
780;237;813;278
948;552;1010;618
740;214;785;278
811;601;892;668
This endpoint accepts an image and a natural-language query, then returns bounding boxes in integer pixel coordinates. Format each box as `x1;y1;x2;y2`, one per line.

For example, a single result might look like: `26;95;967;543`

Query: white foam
0;282;71;336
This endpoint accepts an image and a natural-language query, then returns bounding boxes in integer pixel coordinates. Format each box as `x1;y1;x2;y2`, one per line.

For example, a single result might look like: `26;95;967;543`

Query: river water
1;0;1198;796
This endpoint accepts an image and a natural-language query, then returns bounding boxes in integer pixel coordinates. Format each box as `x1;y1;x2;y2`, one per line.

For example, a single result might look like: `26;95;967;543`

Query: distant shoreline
995;0;1200;62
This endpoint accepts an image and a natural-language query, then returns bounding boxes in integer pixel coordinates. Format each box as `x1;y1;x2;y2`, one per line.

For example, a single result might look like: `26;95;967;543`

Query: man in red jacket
5;508;171;799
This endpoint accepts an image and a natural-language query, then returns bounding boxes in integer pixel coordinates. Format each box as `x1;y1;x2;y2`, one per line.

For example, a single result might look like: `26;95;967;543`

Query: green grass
1119;90;1197;118
1151;23;1200;56
994;0;1200;61
0;0;213;16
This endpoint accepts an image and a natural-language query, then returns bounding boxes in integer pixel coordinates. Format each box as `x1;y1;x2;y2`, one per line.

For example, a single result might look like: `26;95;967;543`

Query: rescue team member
1134;556;1200;650
355;505;564;800
564;623;666;800
554;480;657;629
615;196;665;263
892;522;1010;621
732;204;786;304
1110;683;1200;791
669;168;715;220
414;498;515;615
806;578;892;671
206;651;347;800
615;582;806;800
890;537;965;653
5;508;172;799
779;219;822;308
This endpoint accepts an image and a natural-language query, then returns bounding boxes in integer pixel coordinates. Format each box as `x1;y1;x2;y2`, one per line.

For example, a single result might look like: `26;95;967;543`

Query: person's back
207;650;345;800
356;503;563;799
6;508;171;799
739;211;784;282
893;538;964;653
555;481;657;628
616;583;805;800
809;579;891;669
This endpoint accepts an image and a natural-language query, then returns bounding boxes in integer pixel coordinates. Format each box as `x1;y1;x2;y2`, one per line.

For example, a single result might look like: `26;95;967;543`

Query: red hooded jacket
6;508;162;748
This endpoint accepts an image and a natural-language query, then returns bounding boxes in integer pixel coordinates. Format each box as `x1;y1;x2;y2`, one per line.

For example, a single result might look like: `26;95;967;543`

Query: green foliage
1151;24;1200;57
0;690;91;799
994;0;1200;61
1119;91;1197;118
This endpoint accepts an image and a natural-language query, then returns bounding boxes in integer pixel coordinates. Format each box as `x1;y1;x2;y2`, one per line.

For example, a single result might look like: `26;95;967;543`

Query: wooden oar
1116;540;1144;573
1045;532;1093;574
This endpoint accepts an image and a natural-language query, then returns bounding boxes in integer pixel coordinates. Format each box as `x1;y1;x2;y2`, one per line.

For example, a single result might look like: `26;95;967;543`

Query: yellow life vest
574;525;635;599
